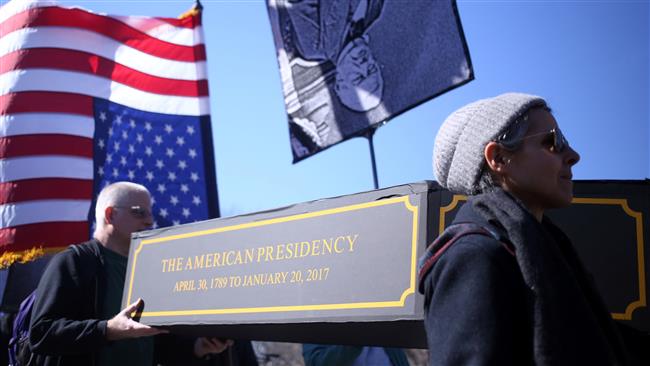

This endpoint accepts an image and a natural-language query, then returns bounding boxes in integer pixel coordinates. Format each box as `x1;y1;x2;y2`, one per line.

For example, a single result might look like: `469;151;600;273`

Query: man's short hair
94;182;150;228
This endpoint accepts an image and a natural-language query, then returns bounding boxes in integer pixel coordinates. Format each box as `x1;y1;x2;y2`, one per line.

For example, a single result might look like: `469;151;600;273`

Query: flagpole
194;0;203;11
365;126;379;190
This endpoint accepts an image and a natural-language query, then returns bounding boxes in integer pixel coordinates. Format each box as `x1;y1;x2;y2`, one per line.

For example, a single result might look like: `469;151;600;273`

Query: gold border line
572;198;646;320
439;195;467;234
128;196;419;316
439;195;646;320
141;299;410;317
404;198;419;303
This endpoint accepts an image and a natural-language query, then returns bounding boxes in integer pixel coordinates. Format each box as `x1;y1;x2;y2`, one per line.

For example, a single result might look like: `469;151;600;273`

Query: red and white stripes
0;0;209;261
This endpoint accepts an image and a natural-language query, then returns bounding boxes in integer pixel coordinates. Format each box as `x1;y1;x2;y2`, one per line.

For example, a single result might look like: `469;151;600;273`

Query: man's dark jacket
29;239;197;366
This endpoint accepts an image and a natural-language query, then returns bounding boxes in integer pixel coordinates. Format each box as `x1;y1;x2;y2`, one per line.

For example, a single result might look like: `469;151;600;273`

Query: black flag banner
267;0;473;162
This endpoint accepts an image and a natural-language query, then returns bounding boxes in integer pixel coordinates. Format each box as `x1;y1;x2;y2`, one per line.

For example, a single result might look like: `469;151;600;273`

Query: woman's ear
484;142;508;174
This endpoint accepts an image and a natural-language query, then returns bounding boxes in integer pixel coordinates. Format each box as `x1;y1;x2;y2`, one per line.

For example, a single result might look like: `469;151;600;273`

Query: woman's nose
565;145;580;166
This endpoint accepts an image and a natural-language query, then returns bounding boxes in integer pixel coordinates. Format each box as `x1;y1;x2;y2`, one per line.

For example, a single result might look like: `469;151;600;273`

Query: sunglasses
516;127;569;153
114;205;152;219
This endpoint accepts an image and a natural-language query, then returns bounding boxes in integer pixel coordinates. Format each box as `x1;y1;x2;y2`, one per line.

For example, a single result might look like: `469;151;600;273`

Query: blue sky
47;0;650;216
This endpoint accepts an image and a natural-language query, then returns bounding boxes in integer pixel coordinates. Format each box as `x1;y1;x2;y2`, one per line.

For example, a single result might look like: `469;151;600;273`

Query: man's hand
106;298;168;341
193;337;233;359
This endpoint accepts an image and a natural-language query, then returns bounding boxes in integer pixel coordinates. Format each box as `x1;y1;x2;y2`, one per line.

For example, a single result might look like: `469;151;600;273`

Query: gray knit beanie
433;92;547;195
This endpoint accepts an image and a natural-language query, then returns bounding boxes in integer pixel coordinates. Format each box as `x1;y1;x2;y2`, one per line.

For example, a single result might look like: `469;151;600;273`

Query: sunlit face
110;190;153;246
335;37;384;112
500;108;581;213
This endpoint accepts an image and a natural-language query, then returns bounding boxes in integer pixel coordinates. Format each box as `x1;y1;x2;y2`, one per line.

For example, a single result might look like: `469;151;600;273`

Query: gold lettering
163;232;361;277
173;280;195;292
256;247;266;262
205;253;214;268
193;255;204;269
245;248;254;263
322;238;333;254
264;246;274;262
175;257;184;272
347;234;359;251
237;271;291;288
161;259;169;272
234;250;243;265
299;241;310;257
312;239;321;256
285;242;294;259
334;237;345;253
275;244;284;260
167;258;177;271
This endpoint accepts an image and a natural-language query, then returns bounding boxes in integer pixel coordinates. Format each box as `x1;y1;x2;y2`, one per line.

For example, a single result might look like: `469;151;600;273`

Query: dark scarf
472;188;630;365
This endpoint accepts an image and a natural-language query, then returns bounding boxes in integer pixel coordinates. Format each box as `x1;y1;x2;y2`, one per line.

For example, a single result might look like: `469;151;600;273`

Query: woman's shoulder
446;233;515;264
429;231;521;288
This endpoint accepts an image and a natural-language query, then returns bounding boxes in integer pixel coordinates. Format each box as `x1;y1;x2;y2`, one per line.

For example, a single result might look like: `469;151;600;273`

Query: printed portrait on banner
267;0;473;162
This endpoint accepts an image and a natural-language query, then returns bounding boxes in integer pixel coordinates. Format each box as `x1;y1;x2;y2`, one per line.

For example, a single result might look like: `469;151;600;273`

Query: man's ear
484;142;509;174
104;206;115;225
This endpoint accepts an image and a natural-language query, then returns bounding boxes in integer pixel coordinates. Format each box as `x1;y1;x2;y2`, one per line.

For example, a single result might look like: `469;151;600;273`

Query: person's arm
154;335;231;365
193;337;233;359
302;344;364;366
30;251;165;356
422;237;530;366
232;340;259;366
106;298;167;340
29;251;108;355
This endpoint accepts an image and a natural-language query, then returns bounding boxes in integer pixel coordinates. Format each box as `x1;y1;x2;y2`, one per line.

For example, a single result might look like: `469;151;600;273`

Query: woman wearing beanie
418;93;634;365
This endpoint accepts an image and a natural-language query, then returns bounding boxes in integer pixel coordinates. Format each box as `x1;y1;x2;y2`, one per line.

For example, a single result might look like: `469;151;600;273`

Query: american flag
0;0;219;265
